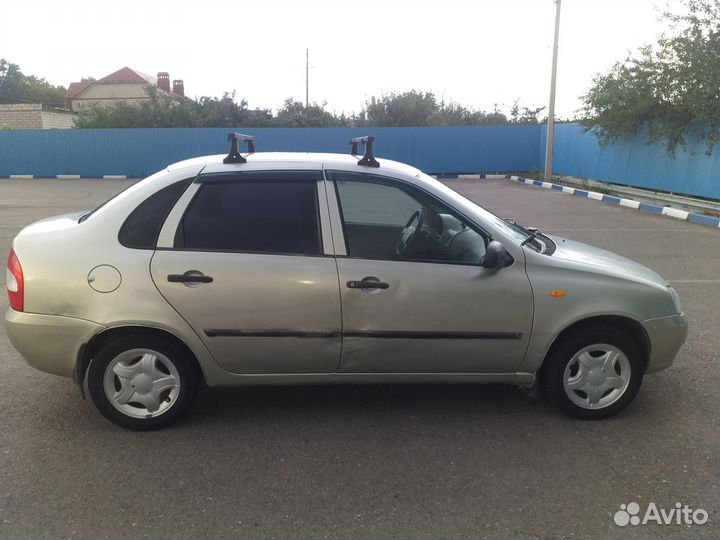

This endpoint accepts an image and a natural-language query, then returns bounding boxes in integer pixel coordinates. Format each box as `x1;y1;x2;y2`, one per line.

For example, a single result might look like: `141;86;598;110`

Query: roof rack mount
349;136;380;168
224;132;256;164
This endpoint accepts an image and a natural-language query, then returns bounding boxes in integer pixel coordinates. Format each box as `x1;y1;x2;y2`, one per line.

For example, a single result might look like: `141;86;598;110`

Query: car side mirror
483;240;509;270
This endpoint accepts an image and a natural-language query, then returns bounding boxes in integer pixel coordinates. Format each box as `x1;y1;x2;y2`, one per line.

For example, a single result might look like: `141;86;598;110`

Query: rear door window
176;172;322;256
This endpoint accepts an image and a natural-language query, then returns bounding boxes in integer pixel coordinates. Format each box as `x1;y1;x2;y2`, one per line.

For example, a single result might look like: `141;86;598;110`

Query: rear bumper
643;312;688;373
4;309;104;378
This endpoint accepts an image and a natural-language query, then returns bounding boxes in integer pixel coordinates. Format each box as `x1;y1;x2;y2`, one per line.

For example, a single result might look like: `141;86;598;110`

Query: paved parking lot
0;177;718;540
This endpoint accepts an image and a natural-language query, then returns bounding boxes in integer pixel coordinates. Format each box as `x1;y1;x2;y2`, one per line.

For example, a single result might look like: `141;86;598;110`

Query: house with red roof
65;67;185;111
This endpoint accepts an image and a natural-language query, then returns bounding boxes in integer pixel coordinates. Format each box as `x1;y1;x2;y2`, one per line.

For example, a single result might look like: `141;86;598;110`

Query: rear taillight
6;249;23;312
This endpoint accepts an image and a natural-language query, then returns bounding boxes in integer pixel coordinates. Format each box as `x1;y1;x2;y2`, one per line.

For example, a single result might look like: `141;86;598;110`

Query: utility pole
544;0;562;182
305;48;309;109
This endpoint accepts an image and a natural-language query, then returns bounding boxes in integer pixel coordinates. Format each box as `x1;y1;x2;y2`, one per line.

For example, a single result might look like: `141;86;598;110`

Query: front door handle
168;272;213;284
347;277;389;290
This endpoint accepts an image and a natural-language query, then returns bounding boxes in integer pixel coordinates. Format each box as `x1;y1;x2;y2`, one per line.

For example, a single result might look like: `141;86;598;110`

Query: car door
326;170;534;374
151;167;342;374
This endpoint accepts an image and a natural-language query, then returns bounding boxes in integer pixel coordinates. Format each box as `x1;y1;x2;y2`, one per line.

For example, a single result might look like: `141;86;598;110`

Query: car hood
548;236;669;287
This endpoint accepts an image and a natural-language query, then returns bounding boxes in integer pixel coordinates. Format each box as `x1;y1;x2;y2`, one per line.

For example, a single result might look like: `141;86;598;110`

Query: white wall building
0;103;75;129
66;67;185;111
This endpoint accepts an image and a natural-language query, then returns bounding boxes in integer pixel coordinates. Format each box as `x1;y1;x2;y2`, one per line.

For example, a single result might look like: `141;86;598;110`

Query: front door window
333;173;488;265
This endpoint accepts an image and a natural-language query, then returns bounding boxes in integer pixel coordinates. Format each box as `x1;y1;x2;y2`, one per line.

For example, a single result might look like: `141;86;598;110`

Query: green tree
356;90;514;127
0;59;66;107
434;101;508;125
193;92;273;127
509;100;546;124
360;91;438;127
75;86;187;128
74;85;528;129
580;0;720;153
273;99;349;127
75;87;273;128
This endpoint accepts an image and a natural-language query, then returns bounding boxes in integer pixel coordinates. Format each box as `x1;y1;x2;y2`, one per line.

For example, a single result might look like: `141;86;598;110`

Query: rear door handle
168;273;213;283
347;277;389;290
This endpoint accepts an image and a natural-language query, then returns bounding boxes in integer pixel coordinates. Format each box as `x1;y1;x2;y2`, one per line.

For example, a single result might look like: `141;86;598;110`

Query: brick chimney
172;79;184;97
157;72;170;93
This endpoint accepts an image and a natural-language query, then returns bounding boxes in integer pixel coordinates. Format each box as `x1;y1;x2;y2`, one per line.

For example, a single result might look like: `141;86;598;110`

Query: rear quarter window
118;179;193;249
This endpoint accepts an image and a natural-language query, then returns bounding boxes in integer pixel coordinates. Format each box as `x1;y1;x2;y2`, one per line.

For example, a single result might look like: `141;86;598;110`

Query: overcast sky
0;0;678;118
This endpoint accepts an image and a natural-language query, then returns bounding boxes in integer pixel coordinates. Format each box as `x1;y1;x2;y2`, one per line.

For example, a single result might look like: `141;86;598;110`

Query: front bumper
4;309;104;378
643;312;688;373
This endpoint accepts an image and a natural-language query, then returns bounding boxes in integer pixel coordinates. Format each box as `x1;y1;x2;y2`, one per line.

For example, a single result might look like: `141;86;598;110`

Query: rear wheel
541;325;644;419
87;335;200;430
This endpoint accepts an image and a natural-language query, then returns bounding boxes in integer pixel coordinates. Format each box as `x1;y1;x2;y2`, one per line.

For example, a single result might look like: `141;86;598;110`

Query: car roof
167;152;422;178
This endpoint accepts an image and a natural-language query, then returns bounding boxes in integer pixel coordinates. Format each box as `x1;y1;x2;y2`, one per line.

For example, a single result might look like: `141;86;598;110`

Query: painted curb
508;175;720;229
434;173;508;180
3;174;132;179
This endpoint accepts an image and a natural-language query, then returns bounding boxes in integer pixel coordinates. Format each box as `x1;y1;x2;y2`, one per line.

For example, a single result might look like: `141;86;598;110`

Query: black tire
87;335;200;430
541;325;644;420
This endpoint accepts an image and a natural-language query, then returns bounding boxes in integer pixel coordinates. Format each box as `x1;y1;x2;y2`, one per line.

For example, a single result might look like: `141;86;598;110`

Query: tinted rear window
177;180;321;255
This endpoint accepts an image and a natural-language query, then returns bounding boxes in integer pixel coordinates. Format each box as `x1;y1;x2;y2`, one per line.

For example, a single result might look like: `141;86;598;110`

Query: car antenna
223;132;256;164
349;136;380;168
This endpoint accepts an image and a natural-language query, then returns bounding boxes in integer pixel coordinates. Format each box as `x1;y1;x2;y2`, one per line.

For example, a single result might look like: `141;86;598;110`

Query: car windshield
417;172;532;245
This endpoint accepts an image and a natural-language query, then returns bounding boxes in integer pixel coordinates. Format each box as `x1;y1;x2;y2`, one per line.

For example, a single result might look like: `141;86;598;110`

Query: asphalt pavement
0;177;718;540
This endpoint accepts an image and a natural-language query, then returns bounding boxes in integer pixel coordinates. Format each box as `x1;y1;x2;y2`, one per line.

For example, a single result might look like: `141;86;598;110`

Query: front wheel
87;335;200;430
541;326;644;419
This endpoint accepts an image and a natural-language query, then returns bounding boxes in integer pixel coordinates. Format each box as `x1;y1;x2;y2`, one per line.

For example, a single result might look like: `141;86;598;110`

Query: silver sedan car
4;134;688;429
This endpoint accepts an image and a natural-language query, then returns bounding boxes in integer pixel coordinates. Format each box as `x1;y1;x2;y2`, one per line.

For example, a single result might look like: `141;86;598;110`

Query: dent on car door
326;170;534;374
150;170;342;374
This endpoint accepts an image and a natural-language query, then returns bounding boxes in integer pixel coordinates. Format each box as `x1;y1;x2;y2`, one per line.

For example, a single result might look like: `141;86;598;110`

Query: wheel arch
74;325;205;398
540;315;650;374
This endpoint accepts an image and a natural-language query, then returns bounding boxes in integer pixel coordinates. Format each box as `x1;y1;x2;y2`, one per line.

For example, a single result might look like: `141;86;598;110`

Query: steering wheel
396;207;428;256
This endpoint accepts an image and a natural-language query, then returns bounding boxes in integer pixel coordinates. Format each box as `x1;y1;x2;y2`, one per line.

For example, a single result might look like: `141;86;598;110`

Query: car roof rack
223;132;256;164
349;136;380;168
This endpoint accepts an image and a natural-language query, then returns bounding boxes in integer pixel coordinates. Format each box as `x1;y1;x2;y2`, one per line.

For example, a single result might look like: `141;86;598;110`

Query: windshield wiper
520;227;540;246
521;226;542;247
503;218;544;250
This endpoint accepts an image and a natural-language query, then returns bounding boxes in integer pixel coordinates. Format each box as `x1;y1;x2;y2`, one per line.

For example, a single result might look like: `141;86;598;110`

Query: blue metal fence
1;124;719;199
548;123;720;200
0;126;542;179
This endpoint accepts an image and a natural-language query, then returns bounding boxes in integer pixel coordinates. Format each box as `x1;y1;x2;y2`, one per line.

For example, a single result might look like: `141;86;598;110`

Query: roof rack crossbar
223;132;256;164
349;136;380;168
